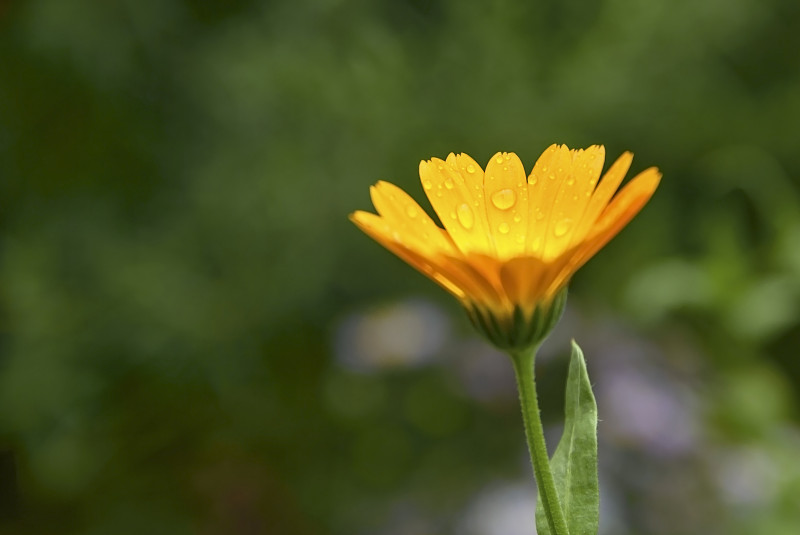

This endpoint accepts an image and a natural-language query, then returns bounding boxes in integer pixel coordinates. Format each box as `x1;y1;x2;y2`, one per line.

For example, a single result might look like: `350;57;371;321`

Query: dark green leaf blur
0;0;798;534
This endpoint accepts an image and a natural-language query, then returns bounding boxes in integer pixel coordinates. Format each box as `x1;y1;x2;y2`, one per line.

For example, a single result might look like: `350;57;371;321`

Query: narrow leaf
536;340;599;535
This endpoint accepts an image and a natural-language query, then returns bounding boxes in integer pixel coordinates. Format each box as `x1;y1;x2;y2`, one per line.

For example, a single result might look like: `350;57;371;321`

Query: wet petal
370;181;456;255
420;158;494;256
448;153;485;192
484;152;529;259
527;144;574;259
350;211;473;300
539;145;606;261
567;167;661;275
570;151;633;246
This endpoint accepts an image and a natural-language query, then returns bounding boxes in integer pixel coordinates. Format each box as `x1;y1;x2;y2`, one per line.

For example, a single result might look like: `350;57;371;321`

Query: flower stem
511;347;569;535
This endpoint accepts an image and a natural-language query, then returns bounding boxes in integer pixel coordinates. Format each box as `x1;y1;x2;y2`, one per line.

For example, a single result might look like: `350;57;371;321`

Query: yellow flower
350;144;660;349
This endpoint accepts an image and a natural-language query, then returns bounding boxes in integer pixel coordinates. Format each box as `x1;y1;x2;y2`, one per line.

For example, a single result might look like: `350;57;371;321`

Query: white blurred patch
600;365;698;456
457;482;537;535
334;298;451;371
713;446;778;508
451;340;517;403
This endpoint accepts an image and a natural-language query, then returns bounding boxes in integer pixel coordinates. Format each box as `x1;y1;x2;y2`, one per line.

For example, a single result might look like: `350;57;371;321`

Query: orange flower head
350;144;661;350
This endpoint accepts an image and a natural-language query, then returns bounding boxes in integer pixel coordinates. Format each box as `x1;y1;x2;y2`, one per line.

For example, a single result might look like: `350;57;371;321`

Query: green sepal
465;289;567;352
536;340;599;535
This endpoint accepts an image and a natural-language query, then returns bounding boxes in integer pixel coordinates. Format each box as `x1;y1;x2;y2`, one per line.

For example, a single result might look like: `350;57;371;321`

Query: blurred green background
1;0;799;533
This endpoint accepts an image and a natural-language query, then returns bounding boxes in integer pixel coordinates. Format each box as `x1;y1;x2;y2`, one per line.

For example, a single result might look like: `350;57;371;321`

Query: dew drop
491;188;516;210
532;237;542;250
450;211;457;220
566;177;575;186
466;164;476;174
515;234;526;244
535;208;545;221
444;178;454;190
457;203;474;229
554;218;573;237
513;213;522;223
498;222;510;234
422;179;433;190
405;205;418;218
530;177;538;186
495;155;504;164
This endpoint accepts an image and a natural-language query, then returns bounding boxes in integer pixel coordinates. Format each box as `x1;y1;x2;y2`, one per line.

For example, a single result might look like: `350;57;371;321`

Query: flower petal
369;181;456;255
499;257;550;311
538;145;606;261
448;153;485;192
570;151;633;246
483;152;529;259
350;211;472;300
527;144;574;259
420;157;494;256
563;166;661;279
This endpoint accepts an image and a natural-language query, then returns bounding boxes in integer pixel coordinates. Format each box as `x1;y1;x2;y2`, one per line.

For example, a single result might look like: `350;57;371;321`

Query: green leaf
536;340;599;535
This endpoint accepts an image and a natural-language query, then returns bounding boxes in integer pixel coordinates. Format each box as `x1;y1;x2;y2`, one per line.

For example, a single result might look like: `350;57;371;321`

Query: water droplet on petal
495;155;504;164
530;177;538;186
554;218;573;237
405;205;418;218
450;211;457;220
532;237;542;250
535;209;545;221
457;203;474;229
515;234;525;244
513;213;522;223
444;178;454;190
491;188;516;210
466;164;476;174
498;222;510;234
566;177;575;186
422;179;432;190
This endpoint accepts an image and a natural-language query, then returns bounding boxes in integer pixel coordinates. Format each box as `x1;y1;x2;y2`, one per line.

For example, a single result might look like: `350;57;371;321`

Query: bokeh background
1;0;799;533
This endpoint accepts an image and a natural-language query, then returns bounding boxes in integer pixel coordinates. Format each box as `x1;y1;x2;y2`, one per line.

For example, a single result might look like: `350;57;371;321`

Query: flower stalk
511;347;570;535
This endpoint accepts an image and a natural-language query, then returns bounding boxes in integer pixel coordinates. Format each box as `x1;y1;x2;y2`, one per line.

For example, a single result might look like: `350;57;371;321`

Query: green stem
511;347;570;535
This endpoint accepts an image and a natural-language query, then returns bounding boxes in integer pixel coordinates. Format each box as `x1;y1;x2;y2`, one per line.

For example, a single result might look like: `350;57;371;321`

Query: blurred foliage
0;0;799;533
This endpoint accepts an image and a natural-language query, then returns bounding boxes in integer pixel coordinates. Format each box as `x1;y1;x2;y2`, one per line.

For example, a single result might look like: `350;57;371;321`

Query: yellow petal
484;152;529;259
570;151;633;246
538;145;606;261
349;210;466;299
499;257;550;310
370;181;456;255
420;157;494;256
527;144;574;259
564;166;661;278
447;153;485;192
